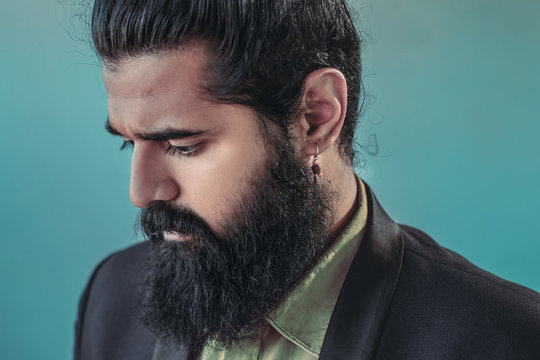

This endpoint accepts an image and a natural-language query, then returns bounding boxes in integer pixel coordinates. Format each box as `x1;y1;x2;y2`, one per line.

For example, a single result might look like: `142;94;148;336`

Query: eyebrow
105;118;208;141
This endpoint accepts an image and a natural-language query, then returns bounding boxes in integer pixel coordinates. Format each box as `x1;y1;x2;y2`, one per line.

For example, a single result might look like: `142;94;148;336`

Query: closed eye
165;143;202;157
118;139;203;157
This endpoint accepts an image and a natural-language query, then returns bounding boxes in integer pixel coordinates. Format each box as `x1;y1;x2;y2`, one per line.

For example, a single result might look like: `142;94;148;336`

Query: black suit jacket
75;186;540;359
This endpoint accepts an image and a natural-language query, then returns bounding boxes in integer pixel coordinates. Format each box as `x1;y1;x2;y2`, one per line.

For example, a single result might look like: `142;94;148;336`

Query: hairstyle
92;0;363;163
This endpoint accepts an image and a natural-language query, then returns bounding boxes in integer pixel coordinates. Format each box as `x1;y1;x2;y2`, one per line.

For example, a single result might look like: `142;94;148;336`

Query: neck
327;166;359;241
310;144;360;243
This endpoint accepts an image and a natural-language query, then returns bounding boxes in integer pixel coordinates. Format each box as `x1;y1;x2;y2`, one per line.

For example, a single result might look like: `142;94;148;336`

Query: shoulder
90;242;151;288
74;242;155;360
399;224;539;303
377;225;539;359
82;242;151;307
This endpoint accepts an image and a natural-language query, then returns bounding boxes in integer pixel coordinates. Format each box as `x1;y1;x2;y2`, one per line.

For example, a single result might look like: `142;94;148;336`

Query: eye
165;143;202;157
120;139;134;151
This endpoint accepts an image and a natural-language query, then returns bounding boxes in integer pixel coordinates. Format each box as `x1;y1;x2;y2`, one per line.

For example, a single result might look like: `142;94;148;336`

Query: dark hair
92;0;363;163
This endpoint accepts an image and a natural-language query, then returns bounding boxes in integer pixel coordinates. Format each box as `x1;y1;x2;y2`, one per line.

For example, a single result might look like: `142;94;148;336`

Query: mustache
138;201;215;242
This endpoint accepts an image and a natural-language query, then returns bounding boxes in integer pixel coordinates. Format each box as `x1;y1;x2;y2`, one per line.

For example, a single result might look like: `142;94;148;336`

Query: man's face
103;46;269;238
103;46;334;352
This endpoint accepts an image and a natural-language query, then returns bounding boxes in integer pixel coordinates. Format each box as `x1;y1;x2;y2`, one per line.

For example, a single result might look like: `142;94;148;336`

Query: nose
129;143;179;208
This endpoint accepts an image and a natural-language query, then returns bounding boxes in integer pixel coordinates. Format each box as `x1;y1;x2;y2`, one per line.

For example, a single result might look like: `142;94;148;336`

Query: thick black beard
139;143;334;353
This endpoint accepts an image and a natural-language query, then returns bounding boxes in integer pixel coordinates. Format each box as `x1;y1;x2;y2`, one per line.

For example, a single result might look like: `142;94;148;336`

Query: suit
75;185;540;359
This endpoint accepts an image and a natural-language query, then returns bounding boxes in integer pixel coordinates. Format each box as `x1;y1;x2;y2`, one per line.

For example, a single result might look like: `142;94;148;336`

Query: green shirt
198;178;368;359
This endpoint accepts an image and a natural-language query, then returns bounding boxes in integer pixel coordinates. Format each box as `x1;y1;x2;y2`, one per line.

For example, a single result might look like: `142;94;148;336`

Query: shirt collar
266;176;368;356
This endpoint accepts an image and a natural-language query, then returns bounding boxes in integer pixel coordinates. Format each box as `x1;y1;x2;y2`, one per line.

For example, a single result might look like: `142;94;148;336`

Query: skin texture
103;45;358;240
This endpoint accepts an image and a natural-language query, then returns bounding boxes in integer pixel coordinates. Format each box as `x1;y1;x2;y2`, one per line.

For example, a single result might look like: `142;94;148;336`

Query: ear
295;68;347;158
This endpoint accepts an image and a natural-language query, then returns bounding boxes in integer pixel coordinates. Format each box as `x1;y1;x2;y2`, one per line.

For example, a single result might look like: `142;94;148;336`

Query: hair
92;0;364;163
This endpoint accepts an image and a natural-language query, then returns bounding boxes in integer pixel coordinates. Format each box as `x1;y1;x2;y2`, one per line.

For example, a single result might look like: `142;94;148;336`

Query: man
75;0;539;359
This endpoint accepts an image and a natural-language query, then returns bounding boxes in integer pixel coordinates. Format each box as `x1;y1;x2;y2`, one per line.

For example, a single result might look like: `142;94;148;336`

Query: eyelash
119;140;201;157
165;143;201;157
120;140;134;151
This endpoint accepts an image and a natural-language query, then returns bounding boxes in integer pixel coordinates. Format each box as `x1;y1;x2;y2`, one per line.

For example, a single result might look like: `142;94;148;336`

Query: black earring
311;144;321;177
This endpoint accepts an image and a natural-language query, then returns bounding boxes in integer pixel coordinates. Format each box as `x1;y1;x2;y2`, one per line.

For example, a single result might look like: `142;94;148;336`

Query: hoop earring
311;144;322;177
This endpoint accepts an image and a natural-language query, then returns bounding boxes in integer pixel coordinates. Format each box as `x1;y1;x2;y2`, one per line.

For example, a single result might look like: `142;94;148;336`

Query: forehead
103;46;208;100
102;46;230;135
101;45;271;147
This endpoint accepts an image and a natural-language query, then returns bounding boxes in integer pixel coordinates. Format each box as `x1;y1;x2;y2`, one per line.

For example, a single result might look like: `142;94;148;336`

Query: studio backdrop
1;0;538;359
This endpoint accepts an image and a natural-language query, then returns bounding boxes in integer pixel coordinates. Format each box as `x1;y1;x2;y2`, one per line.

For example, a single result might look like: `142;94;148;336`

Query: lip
163;231;189;242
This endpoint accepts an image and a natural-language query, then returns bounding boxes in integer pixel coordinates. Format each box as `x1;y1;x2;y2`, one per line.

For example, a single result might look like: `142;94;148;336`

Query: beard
138;140;334;353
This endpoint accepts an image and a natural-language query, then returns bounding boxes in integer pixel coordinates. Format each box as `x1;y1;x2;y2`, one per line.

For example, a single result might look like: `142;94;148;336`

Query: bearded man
74;1;539;359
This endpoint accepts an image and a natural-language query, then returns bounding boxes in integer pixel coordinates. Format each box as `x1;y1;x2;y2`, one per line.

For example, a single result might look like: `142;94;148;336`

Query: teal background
1;0;538;358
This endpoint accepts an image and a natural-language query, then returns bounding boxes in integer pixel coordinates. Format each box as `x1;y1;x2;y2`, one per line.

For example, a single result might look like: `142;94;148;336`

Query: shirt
198;177;368;359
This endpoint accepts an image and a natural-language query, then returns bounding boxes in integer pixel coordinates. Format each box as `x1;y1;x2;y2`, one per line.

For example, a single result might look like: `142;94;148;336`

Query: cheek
169;134;267;228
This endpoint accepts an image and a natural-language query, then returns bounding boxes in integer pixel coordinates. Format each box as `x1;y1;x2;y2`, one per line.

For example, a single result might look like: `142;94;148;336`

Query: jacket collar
319;183;404;359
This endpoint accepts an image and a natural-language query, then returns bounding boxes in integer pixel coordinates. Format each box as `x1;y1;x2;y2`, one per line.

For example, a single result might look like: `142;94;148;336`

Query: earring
311;144;322;177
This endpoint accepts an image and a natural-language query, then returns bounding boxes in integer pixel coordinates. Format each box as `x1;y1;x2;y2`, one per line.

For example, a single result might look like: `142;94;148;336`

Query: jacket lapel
320;184;404;359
